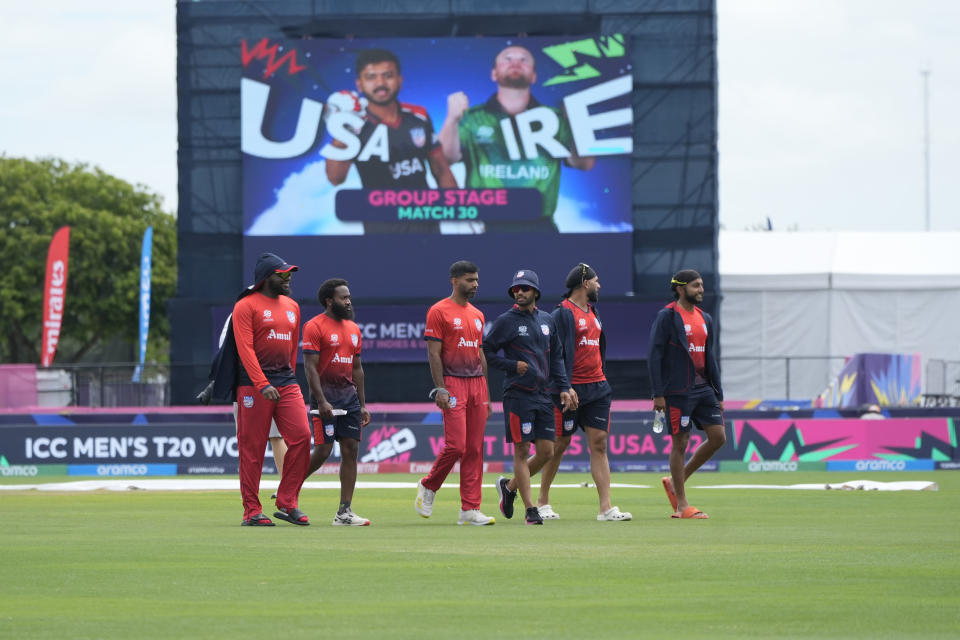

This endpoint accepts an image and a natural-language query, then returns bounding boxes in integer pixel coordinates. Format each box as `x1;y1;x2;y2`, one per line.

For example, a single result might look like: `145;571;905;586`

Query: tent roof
719;231;960;290
720;231;960;276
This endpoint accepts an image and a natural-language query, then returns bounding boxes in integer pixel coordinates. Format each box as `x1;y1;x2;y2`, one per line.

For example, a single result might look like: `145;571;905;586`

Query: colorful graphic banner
815;353;923;408
240;35;634;299
41;226;70;367
730;418;957;462
132;226;153;382
1;414;955;471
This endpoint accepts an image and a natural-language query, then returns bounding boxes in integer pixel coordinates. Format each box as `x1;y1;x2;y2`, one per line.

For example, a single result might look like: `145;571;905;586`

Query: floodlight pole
921;69;931;231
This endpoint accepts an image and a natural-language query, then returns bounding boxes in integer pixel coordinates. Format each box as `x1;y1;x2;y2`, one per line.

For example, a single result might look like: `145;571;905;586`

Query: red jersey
560;298;605;384
424;298;484;377
302;313;362;406
677;304;707;376
232;292;300;391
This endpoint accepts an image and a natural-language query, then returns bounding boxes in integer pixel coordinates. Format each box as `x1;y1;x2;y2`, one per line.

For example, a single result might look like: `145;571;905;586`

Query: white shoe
457;509;495;526
538;504;560;520
415;480;435;518
597;506;632;521
332;509;371;526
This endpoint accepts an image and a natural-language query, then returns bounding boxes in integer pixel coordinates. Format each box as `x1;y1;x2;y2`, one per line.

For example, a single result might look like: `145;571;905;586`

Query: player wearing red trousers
415;260;495;526
233;252;312;527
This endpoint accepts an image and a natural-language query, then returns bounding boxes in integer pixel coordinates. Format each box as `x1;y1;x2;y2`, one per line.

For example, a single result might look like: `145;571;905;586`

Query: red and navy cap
254;252;298;285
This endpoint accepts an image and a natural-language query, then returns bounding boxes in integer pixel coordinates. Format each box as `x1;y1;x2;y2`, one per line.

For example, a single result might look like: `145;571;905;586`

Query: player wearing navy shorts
648;269;726;519
536;264;631;522
303;278;372;526
483;269;576;525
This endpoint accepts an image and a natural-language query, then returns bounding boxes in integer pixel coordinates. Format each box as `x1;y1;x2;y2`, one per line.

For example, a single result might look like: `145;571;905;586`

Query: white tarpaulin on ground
719;231;960;400
0;479;937;492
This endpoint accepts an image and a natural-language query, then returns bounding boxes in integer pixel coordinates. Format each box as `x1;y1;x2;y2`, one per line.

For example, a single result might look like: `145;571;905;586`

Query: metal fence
720;356;848;401
39;363;171;408
924;359;960;406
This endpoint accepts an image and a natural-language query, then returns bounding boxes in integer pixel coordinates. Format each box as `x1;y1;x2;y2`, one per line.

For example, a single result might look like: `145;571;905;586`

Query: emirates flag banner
41;226;70;367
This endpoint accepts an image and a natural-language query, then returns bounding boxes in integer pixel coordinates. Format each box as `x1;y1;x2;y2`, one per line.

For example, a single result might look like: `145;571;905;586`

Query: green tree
0;157;176;364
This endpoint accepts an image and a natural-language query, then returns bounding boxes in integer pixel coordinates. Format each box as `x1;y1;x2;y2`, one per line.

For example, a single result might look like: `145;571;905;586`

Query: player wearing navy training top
648;269;725;519
303;278;372;526
536;264;631;522
325;48;457;233
483;269;576;525
415;260;495;526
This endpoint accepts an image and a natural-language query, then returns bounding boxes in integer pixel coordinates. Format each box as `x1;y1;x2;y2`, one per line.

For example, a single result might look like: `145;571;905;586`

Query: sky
2;1;957;231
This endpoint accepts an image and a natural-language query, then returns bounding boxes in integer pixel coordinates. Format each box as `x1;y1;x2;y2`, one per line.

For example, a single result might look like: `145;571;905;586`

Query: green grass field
1;471;957;639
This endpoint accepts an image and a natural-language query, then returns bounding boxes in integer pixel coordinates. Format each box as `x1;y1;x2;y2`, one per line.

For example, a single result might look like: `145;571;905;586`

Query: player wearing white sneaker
333;509;371;526
457;509;495;526
415;480;436;518
597;506;632;521
417;261;495;525
537;504;560;520
537;264;630;522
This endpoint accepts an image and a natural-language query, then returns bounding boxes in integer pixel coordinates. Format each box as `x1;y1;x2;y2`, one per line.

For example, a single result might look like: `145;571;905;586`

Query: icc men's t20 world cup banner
241;36;634;299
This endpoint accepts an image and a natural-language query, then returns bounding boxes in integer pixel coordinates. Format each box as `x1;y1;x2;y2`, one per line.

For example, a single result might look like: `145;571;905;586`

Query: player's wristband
428;387;449;399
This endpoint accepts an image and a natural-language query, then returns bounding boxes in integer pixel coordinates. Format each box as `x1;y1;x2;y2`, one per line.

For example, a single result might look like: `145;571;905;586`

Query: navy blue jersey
483;305;569;397
355;102;441;189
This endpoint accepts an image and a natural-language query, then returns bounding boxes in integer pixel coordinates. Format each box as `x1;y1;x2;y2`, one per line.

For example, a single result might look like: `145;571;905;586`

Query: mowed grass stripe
0;471;957;639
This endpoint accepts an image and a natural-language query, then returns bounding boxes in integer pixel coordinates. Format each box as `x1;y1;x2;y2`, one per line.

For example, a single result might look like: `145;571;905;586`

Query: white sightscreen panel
830;289;960;362
720;290;829;399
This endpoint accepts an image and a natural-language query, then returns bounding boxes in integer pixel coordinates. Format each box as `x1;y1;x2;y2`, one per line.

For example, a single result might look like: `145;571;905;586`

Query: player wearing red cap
233;252;312;527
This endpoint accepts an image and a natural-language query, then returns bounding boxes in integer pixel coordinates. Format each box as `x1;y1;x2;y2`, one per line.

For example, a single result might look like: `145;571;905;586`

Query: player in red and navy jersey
325;48;457;233
302;278;372;526
535;264;631;522
648;269;726;519
415;260;495;526
232;252;312;527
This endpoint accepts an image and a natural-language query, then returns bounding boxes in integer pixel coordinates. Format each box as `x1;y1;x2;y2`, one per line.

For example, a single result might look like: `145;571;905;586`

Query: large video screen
241;35;633;298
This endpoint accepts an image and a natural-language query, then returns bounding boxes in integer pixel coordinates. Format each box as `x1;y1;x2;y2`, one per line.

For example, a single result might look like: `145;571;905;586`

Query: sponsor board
0;464;68;477
935;461;960;470
178;464;234;475
826;459;935;472
719;461;827;473
68;464;179;476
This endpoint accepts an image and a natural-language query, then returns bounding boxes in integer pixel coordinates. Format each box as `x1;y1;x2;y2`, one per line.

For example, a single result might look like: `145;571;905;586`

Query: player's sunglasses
274;270;293;280
511;285;533;293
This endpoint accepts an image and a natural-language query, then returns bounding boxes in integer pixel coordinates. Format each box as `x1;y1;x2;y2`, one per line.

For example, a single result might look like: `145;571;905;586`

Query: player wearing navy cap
483;269;576;524
232;252;312;527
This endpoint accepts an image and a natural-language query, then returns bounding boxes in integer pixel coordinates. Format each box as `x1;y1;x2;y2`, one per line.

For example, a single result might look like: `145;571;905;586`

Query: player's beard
330;301;354;320
365;87;397;106
587;289;599;303
498;74;532;89
683;291;702;305
266;278;289;297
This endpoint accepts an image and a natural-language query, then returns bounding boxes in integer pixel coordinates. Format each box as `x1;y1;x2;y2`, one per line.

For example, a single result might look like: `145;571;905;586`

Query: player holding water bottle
647;269;726;519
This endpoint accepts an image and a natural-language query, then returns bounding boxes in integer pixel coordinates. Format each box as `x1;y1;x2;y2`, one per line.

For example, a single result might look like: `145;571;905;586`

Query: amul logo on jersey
578;336;600;347
332;353;354;364
267;329;291;341
457;337;478;348
688;344;705;353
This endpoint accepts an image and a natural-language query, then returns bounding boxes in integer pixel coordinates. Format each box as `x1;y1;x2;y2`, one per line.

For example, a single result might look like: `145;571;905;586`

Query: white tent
718;231;960;400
